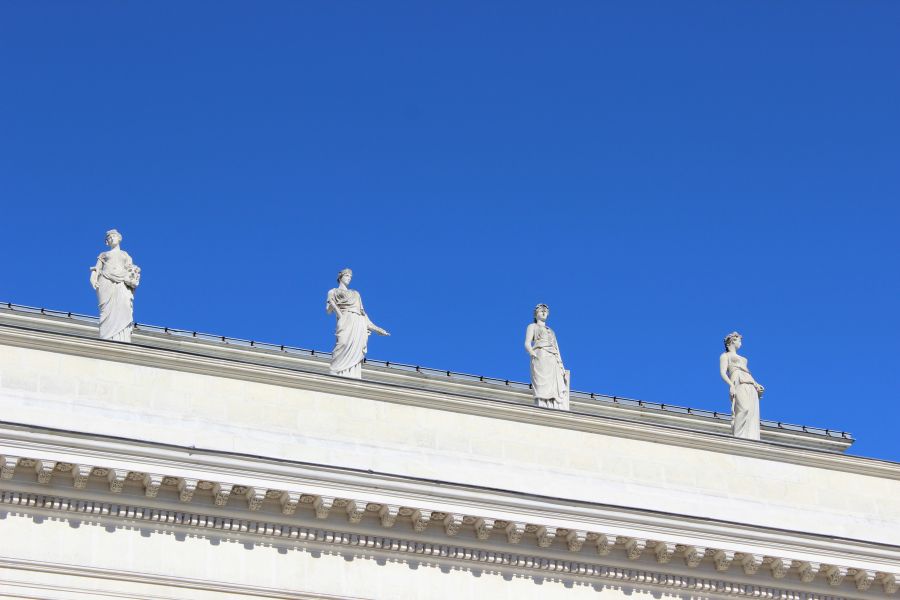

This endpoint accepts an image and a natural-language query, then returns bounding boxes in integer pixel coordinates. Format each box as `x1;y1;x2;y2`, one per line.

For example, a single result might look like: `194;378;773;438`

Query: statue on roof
326;268;390;379
524;304;569;410
719;331;765;439
89;229;140;342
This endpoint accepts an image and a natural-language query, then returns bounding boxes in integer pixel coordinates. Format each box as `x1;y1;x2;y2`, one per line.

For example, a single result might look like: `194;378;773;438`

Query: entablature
0;423;897;597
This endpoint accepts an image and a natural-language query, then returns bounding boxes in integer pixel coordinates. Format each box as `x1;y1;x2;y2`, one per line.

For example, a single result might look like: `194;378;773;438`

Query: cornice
0;556;361;599
0;488;893;600
0;321;893;481
0;425;897;596
0;306;854;454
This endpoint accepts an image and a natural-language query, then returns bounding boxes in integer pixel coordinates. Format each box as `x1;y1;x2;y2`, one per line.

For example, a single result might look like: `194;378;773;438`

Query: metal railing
0;301;853;440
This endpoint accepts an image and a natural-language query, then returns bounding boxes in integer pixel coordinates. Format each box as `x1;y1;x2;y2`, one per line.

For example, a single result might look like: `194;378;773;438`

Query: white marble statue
326;269;390;379
719;331;765;440
89;229;140;342
524;304;570;410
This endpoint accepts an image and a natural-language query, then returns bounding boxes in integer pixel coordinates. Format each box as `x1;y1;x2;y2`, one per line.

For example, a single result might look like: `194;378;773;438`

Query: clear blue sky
1;2;898;461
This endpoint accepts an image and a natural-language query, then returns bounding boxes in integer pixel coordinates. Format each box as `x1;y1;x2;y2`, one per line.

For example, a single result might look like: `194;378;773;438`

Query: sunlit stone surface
0;305;896;600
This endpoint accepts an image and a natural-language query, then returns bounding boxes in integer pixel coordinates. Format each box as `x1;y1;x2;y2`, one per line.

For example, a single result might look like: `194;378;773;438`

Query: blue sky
1;1;898;461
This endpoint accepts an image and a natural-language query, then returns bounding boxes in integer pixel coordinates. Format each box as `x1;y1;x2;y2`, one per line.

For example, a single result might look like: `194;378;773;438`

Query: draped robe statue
524;304;570;410
89;229;140;342
719;332;765;440
326;269;389;379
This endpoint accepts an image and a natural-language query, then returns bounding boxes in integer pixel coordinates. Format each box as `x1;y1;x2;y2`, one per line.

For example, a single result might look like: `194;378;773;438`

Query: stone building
0;303;897;599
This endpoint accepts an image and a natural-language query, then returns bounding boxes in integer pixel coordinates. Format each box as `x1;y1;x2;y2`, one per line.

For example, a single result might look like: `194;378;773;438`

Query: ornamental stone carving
536;525;557;548
795;561;821;583
212;483;233;506
653;541;674;564
825;565;848;587
474;517;494;540
623;537;646;560
244;487;266;511
72;465;92;488
713;549;736;571
34;460;55;484
411;509;432;532
595;534;611;556
506;522;525;544
143;474;163;498
325;269;390;379
89;229;140;342
178;478;198;502
0;455;19;479
107;469;128;493
379;504;399;528
280;492;301;515
740;553;762;575
346;500;365;524
769;557;787;579
567;530;587;552
683;545;705;567
443;514;462;536
314;496;334;519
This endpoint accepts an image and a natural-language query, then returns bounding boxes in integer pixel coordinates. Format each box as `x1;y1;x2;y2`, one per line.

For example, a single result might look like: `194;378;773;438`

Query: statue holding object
89;229;140;342
719;331;765;439
326;268;390;379
524;304;570;410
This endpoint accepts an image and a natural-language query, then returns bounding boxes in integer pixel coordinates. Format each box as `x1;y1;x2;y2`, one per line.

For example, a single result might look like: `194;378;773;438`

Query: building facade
0;304;897;599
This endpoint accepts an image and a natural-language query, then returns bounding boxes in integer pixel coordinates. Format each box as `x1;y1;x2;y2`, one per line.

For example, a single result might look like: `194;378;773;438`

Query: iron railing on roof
0;301;853;440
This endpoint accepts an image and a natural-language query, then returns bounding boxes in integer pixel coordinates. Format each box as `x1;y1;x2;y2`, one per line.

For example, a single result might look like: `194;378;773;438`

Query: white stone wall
1;341;897;549
0;510;650;600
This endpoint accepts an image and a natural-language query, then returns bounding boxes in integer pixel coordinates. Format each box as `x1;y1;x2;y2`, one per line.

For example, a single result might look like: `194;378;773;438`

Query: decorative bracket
212;483;233;506
143;474;163;498
653;541;674;564
314;496;334;519
824;565;848;587
854;569;873;591
411;509;431;532
474;518;494;540
567;530;586;552
280;492;300;515
505;522;525;544
595;534;610;556
740;553;762;575
536;526;557;548
768;557;787;579
683;545;705;568
379;504;399;528
713;550;736;572
795;561;821;583
443;514;462;536
346;500;365;524
178;478;198;502
1;456;20;480
34;460;55;484
244;488;266;511
72;465;92;489
107;469;128;493
623;537;646;560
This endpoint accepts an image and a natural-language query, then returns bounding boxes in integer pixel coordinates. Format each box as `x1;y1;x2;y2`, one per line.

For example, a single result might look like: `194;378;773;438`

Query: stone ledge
1;489;896;597
1;426;898;589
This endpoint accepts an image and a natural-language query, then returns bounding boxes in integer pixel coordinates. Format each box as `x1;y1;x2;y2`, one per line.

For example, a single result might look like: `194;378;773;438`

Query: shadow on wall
0;507;678;596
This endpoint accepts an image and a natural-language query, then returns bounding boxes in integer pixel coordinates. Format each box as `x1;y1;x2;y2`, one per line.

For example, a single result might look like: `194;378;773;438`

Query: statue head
337;268;353;285
533;303;550;323
105;229;122;247
724;331;742;351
